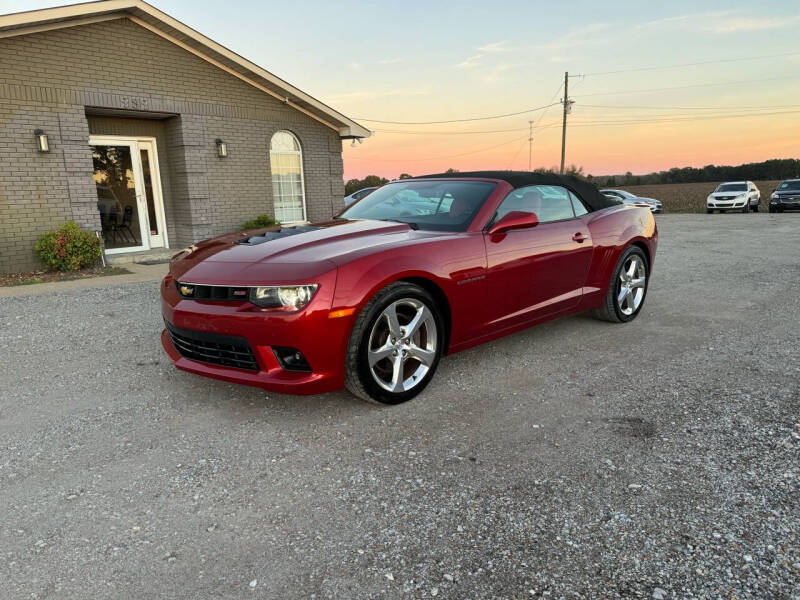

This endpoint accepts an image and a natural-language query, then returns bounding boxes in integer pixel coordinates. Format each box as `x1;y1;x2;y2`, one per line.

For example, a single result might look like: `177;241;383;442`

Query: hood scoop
236;225;320;246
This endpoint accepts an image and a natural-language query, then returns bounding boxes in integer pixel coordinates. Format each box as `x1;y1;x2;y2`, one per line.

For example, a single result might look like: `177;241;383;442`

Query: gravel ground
1;213;798;599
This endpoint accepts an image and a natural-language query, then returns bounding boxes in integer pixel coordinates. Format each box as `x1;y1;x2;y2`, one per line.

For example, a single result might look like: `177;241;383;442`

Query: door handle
572;232;587;243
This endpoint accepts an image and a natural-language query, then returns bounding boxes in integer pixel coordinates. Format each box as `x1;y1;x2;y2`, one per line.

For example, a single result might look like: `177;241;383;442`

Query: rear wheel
593;246;649;323
345;282;444;404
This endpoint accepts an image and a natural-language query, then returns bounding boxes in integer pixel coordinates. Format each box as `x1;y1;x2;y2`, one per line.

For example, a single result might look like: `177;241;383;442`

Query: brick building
0;0;369;273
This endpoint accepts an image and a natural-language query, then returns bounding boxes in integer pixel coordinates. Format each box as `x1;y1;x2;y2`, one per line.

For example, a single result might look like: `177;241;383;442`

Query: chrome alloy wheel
367;298;437;393
616;255;647;316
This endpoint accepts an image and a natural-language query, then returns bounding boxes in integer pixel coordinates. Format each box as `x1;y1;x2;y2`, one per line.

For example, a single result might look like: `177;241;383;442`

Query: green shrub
35;222;102;271
242;214;280;230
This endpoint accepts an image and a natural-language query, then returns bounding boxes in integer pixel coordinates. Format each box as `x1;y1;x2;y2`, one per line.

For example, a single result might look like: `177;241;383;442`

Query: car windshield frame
338;180;497;232
716;183;747;192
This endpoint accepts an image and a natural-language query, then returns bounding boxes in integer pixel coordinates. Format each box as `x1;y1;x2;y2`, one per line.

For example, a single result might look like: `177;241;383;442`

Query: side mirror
488;211;539;235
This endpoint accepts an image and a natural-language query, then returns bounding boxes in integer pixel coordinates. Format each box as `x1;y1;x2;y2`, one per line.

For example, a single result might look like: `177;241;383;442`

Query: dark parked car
161;172;657;405
769;179;800;212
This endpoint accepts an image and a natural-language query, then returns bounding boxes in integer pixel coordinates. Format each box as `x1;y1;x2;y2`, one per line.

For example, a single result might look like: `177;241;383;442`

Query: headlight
249;285;318;310
771;193;778;199
736;193;747;198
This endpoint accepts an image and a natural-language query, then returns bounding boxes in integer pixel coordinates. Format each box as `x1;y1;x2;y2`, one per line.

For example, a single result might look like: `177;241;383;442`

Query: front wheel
707;208;714;214
593;246;649;323
345;282;444;404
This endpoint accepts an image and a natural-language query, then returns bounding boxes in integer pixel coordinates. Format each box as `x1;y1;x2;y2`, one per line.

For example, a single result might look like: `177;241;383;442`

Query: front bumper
770;199;800;210
160;274;353;395
708;199;748;209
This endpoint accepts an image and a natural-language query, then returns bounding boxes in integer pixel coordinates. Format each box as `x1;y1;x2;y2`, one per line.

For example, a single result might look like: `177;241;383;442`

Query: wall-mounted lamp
215;138;228;158
34;129;50;153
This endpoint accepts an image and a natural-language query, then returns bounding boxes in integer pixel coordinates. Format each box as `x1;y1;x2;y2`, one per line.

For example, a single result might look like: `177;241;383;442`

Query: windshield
602;190;635;199
339;180;497;232
778;180;800;191
716;183;747;192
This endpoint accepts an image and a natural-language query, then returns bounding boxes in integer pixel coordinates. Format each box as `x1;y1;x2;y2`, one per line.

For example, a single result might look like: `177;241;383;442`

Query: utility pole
560;71;569;174
528;120;534;171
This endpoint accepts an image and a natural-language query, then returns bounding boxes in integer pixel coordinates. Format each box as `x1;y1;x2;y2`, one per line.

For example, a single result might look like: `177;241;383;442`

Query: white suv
707;181;760;213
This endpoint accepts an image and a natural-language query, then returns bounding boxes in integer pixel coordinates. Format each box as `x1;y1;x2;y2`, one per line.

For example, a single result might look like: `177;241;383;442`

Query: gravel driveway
1;214;798;599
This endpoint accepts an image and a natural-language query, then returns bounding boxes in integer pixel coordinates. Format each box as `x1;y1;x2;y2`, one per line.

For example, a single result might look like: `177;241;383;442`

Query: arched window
269;131;306;223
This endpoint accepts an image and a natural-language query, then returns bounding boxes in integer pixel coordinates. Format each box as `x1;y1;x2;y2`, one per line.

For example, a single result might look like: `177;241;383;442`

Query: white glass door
90;135;168;254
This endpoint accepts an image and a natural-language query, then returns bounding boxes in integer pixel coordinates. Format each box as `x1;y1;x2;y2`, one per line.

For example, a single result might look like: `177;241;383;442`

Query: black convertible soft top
412;170;617;212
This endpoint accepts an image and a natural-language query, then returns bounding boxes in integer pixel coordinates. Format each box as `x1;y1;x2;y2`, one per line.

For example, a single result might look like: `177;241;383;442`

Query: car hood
169;219;431;285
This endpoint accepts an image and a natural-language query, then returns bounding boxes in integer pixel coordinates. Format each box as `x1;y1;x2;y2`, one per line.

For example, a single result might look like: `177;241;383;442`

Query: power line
354;102;560;125
346;135;529;162
581;51;800;76
374;127;529;135
572;76;792;98
346;108;800;166
557;108;800;128
579;102;800;111
370;104;800;136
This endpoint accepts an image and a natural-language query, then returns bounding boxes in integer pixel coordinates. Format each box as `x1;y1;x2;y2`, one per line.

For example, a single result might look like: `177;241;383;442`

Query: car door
483;185;594;329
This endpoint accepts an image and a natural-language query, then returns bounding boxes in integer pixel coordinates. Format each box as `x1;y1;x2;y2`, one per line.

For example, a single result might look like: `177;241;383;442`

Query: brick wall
0;17;345;273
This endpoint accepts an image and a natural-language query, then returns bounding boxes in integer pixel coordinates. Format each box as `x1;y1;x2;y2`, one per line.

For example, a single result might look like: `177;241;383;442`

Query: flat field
620;180;781;212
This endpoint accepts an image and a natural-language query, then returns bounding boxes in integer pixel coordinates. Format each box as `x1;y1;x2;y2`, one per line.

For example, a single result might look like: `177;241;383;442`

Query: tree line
343;159;799;195
588;158;800;187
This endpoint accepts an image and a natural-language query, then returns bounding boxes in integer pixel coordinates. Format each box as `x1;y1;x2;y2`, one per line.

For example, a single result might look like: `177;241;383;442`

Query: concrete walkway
0;262;168;298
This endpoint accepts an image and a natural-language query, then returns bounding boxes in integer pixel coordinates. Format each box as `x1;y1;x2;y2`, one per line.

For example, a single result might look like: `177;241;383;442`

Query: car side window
494;185;577;224
570;191;589;216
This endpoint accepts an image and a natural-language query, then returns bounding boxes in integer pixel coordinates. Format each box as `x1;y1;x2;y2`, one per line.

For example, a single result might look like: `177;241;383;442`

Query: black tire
753;205;759;213
707;208;714;214
344;282;444;405
592;246;649;323
769;206;776;213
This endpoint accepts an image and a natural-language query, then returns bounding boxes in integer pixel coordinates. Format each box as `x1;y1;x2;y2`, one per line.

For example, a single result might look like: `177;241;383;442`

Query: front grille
176;280;249;301
165;321;259;371
716;196;734;201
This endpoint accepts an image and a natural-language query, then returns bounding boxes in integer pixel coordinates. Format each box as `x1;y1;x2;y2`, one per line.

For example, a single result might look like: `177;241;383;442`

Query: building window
270;131;306;223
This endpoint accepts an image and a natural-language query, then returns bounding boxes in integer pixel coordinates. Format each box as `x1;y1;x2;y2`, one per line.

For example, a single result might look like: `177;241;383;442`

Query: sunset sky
6;0;800;179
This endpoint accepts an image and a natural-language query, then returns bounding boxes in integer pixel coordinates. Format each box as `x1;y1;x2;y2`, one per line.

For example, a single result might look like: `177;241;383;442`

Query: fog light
272;347;311;372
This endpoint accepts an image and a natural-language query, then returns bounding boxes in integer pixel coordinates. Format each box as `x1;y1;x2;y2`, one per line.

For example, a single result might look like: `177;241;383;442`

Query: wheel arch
630;240;651;270
397;276;452;353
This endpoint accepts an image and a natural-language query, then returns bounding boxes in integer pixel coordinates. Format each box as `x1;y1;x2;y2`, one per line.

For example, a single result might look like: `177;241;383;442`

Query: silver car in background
343;186;378;206
600;189;663;213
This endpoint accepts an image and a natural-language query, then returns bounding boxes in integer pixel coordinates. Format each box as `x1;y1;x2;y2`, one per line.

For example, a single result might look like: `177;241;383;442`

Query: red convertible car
161;172;657;404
